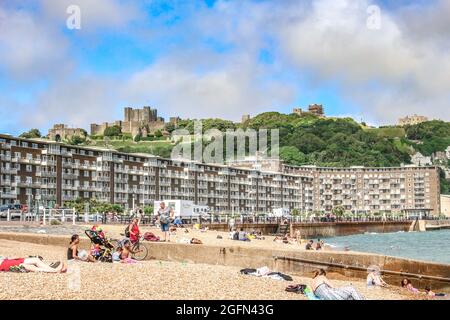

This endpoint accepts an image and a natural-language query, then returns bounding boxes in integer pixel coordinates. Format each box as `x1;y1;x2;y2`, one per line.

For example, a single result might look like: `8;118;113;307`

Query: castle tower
124;107;133;122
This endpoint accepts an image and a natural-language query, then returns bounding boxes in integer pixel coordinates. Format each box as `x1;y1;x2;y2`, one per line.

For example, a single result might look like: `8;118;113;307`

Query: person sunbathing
312;269;364;300
425;286;447;297
401;278;419;294
0;256;66;273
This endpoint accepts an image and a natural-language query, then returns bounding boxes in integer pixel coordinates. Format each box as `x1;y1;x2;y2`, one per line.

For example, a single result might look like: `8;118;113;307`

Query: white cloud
272;0;450;123
123;54;295;121
26;75;120;131
0;6;70;80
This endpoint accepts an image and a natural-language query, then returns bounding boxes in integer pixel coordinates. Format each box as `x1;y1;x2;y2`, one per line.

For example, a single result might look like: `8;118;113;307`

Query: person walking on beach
128;218;141;244
157;202;173;242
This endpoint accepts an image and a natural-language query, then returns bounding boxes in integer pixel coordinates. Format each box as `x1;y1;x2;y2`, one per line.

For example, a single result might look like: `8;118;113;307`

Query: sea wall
289;221;412;238
202;221;413;238
425;219;450;231
1;231;449;291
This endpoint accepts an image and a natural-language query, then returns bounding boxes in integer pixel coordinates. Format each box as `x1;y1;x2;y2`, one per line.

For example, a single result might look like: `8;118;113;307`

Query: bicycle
130;235;148;261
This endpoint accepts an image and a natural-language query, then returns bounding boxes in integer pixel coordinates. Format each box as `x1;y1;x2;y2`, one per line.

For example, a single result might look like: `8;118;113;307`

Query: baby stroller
85;229;116;263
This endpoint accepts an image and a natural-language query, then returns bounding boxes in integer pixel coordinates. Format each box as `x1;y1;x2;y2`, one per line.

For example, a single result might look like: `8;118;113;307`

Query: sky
0;0;449;136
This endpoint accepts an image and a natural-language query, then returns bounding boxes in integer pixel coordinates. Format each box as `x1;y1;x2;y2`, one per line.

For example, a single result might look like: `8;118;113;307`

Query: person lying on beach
0;256;67;273
401;278;419;294
68;234;95;262
425;286;447;297
312;269;365;300
367;270;388;287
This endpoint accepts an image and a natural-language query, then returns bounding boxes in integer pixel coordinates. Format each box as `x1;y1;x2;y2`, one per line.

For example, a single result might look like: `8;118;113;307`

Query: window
26;177;32;184
15;176;21;183
84;192;89;198
14;152;21;159
26;165;32;172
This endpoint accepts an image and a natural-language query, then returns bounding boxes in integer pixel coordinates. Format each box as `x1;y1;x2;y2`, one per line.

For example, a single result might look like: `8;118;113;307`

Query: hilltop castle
90;106;169;137
293;104;325;117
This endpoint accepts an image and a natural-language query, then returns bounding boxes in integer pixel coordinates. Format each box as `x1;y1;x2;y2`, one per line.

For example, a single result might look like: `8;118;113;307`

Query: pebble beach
0;239;413;300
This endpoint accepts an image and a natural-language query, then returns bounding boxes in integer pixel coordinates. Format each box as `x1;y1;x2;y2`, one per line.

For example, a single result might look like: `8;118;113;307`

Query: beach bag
144;232;160;242
285;284;307;294
124;225;130;238
190;238;203;244
240;268;257;275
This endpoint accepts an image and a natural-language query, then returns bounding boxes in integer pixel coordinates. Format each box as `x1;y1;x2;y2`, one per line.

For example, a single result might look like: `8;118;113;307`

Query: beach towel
255;266;271;276
267;272;293;281
304;286;320;300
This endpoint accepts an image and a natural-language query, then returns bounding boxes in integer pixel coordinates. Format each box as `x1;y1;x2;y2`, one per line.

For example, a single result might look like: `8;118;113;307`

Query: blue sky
0;0;449;136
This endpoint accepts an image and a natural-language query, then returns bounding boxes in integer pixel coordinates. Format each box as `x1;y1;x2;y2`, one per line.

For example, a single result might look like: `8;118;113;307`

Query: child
90;244;101;260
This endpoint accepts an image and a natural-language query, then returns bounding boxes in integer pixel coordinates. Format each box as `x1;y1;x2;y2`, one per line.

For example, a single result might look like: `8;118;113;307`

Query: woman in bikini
0;256;66;273
68;234;95;262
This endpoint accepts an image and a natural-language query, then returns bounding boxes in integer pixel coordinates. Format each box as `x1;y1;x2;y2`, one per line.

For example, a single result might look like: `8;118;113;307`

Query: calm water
324;230;450;265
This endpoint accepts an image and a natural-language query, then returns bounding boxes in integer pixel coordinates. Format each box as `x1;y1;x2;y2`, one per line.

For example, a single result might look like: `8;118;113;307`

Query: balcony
1;192;17;199
62;173;79;180
92;176;110;182
0;154;11;161
62;162;74;168
1;168;18;175
0;143;12;150
41;160;57;166
41;183;57;189
36;171;57;178
19;158;41;165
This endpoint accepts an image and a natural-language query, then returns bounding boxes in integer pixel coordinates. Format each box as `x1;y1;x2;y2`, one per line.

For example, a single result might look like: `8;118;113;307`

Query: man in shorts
157;202;173;242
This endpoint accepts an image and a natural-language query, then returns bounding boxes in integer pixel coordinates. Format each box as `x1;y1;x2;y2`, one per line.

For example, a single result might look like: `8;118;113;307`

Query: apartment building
283;165;440;216
0;134;440;215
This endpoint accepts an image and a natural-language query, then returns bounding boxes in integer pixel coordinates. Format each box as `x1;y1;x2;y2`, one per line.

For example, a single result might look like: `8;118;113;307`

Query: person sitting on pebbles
68;234;96;262
0;256;67;273
366;267;388;287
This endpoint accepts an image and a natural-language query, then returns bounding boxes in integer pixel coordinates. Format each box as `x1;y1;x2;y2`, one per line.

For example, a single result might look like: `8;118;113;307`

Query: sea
324;229;450;265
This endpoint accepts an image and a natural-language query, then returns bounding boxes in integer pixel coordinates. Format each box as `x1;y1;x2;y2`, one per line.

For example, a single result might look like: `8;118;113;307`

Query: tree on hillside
20;129;41;139
279;146;306;166
104;125;122;137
